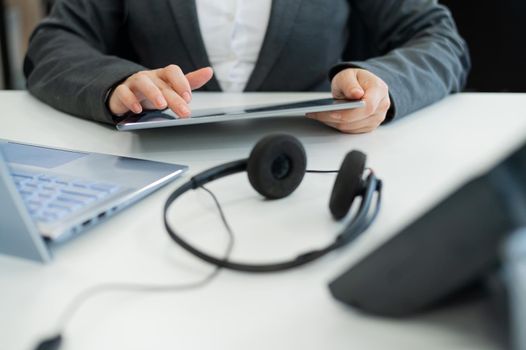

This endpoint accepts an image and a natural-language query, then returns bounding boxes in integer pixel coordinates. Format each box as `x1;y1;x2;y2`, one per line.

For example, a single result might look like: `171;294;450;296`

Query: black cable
306;170;339;174
201;186;235;238
35;186;234;350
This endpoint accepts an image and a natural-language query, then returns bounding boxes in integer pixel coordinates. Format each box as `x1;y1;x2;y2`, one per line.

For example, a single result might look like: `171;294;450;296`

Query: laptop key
12;172;39;180
72;180;93;189
53;179;69;186
48;202;74;213
19;188;33;195
27;199;44;206
38;192;56;200
41;184;56;191
14;178;29;187
20;190;36;201
39;175;56;182
25;182;39;189
55;195;85;207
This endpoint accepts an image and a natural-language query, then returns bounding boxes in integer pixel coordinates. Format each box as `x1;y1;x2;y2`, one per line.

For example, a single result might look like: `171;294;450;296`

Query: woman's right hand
108;65;214;117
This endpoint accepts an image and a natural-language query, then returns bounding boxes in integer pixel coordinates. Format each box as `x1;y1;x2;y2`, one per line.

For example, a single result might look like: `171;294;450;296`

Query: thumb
332;69;365;100
186;67;214;90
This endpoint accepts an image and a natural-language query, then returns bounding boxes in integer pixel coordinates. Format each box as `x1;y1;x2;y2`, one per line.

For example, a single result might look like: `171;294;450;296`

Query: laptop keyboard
11;170;121;224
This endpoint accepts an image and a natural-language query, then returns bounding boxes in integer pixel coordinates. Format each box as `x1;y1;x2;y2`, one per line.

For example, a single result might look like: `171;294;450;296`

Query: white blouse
195;0;273;92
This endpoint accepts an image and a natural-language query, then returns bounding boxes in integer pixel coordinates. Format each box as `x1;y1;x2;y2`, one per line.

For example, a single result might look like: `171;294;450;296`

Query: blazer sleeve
24;0;145;124
331;0;471;121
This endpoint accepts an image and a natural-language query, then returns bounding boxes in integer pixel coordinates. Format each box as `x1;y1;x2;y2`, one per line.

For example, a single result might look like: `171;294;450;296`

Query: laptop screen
0;142;87;169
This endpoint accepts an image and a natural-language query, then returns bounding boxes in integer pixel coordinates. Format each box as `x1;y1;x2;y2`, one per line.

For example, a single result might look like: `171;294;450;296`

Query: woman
24;0;470;133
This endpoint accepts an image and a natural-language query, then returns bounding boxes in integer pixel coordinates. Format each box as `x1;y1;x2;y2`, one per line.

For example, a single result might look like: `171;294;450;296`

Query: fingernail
182;92;192;103
156;96;167;108
132;103;142;113
330;113;341;120
179;105;190;116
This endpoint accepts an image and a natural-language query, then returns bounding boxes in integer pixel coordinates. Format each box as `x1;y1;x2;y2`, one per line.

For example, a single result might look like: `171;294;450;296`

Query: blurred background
0;0;525;92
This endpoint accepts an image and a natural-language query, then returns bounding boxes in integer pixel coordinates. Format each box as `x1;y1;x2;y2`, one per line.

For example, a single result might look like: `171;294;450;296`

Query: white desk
1;92;526;350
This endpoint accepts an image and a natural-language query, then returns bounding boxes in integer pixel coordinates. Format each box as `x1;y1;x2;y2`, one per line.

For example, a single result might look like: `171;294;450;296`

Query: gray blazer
24;0;470;125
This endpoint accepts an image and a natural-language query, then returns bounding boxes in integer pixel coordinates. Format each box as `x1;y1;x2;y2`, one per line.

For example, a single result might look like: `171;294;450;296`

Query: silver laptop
0;140;187;263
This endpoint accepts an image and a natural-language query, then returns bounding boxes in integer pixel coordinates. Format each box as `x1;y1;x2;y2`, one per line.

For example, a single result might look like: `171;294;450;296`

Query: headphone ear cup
247;134;307;200
329;151;367;220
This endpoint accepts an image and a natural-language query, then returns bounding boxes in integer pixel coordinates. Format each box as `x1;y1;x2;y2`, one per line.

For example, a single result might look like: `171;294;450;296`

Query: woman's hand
108;65;214;117
307;68;391;134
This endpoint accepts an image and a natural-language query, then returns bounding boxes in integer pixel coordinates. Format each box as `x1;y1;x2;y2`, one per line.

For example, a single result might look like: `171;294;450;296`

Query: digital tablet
116;98;365;131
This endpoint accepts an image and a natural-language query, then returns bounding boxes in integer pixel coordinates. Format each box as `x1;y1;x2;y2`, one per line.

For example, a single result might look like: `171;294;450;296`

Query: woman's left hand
307;68;391;134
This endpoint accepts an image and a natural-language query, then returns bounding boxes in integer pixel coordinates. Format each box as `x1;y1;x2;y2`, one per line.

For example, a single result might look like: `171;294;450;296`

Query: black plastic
329;151;366;220
247;134;306;200
35;335;62;350
329;143;526;317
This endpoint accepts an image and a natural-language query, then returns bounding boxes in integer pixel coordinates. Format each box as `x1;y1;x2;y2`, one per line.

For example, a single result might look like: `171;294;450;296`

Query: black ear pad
329;151;367;220
247;134;307;199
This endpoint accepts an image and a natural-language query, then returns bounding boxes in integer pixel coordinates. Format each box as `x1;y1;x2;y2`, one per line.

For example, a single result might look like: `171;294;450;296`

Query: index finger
160;65;192;103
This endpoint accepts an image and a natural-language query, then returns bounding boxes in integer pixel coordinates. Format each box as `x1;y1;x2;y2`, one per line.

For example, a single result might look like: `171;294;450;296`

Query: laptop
117;98;365;131
0;140;187;263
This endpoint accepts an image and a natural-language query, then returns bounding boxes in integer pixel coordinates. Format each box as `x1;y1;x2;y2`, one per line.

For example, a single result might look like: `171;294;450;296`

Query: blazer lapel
168;0;221;91
245;0;304;92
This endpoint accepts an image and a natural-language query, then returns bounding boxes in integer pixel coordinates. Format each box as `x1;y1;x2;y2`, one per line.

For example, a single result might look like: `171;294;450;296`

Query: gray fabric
24;0;470;125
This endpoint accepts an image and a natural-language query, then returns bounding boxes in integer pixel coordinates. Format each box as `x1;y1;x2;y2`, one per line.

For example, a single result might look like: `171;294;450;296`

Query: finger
325;111;386;134
108;88;131;116
155;80;191;118
324;121;374;134
306;111;346;123
306;108;369;124
128;73;167;110
332;69;365;100
112;85;142;115
307;100;375;124
160;65;192;103
186;67;214;90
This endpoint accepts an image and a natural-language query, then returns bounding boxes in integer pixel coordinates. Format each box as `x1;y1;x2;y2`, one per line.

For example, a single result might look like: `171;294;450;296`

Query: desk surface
1;91;526;350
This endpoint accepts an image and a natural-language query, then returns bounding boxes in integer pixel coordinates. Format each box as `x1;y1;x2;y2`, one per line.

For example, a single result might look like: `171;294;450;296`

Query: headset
163;134;383;272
